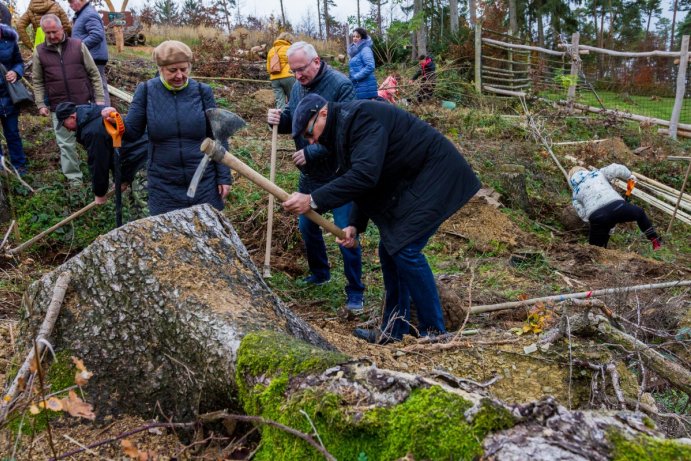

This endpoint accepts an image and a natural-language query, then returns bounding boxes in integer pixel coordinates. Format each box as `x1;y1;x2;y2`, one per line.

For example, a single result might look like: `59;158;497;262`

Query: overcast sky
12;0;684;32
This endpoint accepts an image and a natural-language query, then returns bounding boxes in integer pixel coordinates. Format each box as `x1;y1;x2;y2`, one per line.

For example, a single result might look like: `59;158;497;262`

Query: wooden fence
476;28;691;140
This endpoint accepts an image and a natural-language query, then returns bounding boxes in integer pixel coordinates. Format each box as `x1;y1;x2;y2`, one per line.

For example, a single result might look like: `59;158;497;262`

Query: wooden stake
263;125;278;278
667;159;691;233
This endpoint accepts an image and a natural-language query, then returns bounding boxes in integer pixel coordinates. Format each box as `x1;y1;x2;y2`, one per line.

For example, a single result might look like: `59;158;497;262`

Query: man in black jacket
55;102;147;205
283;94;481;344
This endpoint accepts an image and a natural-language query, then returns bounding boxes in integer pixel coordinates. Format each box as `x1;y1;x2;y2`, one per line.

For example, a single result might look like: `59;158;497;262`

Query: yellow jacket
266;39;292;80
17;0;72;50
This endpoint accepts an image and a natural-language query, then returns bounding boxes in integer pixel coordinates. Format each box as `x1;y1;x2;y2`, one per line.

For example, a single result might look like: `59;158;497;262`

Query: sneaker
353;328;397;345
300;274;331;286
345;293;364;313
651;237;662;251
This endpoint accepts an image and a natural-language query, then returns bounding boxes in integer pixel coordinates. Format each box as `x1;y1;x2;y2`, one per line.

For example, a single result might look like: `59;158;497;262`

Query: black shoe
353;328;398;345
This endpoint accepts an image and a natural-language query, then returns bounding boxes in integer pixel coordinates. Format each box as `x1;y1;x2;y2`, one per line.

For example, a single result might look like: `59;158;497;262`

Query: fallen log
17;204;331;421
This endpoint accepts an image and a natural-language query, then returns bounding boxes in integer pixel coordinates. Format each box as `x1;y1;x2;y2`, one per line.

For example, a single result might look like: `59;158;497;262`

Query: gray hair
40;13;62;28
287;41;318;60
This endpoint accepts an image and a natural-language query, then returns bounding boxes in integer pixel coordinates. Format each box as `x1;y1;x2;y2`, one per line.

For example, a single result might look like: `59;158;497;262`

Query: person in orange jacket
266;32;295;109
16;0;72;50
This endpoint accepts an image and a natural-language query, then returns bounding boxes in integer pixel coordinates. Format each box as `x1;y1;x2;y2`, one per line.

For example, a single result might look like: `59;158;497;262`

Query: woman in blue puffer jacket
0;24;28;175
348;28;378;100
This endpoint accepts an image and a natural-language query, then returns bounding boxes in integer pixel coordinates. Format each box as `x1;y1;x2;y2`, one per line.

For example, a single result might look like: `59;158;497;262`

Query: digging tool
104;111;125;227
263;124;278;278
198;138;349;241
625;178;635;202
187;108;247;198
6;190;115;255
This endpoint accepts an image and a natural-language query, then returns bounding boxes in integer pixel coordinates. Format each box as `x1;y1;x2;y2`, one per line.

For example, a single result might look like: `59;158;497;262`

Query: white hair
287;41;318;60
40;14;62;29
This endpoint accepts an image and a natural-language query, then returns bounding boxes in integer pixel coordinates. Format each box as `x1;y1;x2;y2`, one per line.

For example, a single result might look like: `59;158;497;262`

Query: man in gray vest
32;13;104;184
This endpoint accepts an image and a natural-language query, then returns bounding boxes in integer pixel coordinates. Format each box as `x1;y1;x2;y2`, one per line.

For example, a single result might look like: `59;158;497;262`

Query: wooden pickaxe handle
7;190;116;255
200;138;348;240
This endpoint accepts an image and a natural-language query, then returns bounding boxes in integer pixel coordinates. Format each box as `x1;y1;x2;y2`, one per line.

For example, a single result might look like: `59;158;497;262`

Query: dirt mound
576;137;636;167
438;197;528;255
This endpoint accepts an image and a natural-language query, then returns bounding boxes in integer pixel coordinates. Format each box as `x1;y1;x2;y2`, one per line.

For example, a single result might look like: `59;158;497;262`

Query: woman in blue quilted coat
102;41;232;216
0;24;28;175
347;28;378;100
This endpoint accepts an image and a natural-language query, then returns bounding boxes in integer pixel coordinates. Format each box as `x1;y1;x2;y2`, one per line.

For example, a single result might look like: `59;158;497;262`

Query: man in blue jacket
267;41;365;313
55;101;147;206
284;94;482;345
69;0;110;105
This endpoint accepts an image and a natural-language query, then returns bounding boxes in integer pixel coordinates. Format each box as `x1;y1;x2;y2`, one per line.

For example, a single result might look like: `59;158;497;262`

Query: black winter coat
75;103;148;197
311;101;481;255
124;78;231;215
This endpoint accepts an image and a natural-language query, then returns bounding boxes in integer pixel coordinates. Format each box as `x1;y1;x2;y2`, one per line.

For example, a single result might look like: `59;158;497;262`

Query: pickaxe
187;109;349;241
187;108;247;198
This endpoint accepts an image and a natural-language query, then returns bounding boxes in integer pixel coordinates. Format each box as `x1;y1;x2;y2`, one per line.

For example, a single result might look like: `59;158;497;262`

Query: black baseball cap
55;102;77;128
292;93;327;138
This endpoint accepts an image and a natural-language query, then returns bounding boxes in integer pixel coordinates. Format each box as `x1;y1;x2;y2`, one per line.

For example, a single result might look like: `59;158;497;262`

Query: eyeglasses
304;111;319;138
291;58;316;75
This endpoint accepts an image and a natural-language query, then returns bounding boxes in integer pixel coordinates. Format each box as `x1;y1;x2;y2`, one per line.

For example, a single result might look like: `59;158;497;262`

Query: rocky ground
1;45;689;459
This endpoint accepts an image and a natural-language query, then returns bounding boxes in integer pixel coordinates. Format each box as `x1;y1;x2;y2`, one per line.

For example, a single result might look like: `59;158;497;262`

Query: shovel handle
103;112;125;148
200;138;348;241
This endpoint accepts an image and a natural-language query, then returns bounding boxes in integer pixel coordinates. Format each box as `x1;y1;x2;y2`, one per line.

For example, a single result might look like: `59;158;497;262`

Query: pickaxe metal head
187;109;246;198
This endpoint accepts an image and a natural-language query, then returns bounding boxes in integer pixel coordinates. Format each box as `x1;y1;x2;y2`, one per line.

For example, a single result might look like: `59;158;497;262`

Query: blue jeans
298;201;365;296
379;227;446;340
0;110;26;169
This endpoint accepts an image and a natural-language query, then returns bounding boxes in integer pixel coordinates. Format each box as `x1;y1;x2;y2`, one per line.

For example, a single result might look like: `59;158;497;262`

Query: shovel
104;111;126;227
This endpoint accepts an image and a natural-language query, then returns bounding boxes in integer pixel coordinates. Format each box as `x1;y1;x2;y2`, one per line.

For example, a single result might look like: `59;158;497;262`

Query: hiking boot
345;293;364;314
300;274;331;286
353;328;397;345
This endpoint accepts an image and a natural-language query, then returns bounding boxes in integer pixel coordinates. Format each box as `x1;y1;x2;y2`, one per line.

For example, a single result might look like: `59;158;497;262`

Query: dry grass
142;25;345;55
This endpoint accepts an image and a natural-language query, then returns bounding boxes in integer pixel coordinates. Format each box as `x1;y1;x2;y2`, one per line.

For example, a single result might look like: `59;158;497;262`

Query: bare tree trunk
280;0;286;27
449;0;458;35
323;0;330;39
317;0;322;40
671;0;679;50
469;0;476;25
414;0;427;57
509;0;517;36
357;0;360;27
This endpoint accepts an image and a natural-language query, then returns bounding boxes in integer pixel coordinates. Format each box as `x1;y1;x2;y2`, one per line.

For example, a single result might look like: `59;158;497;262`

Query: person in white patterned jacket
569;164;662;251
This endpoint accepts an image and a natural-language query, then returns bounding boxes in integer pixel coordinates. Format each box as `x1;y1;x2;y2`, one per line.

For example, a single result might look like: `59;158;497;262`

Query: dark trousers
589;200;656;248
379;227;446;340
298;201;365;296
1;110;26;169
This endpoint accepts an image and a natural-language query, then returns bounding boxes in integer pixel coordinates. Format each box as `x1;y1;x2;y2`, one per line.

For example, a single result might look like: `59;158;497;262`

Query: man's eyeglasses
304;111;319;138
291;58;316;75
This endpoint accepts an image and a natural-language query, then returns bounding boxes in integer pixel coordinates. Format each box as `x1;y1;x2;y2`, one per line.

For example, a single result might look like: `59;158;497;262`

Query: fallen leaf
75;370;93;386
44;397;63;412
71;356;87;372
122;439;139;457
61;390;95;420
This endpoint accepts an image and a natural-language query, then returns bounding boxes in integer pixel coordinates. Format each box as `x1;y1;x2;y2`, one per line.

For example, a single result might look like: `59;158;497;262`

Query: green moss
6;350;77;436
237;332;516;460
609;430;691;460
